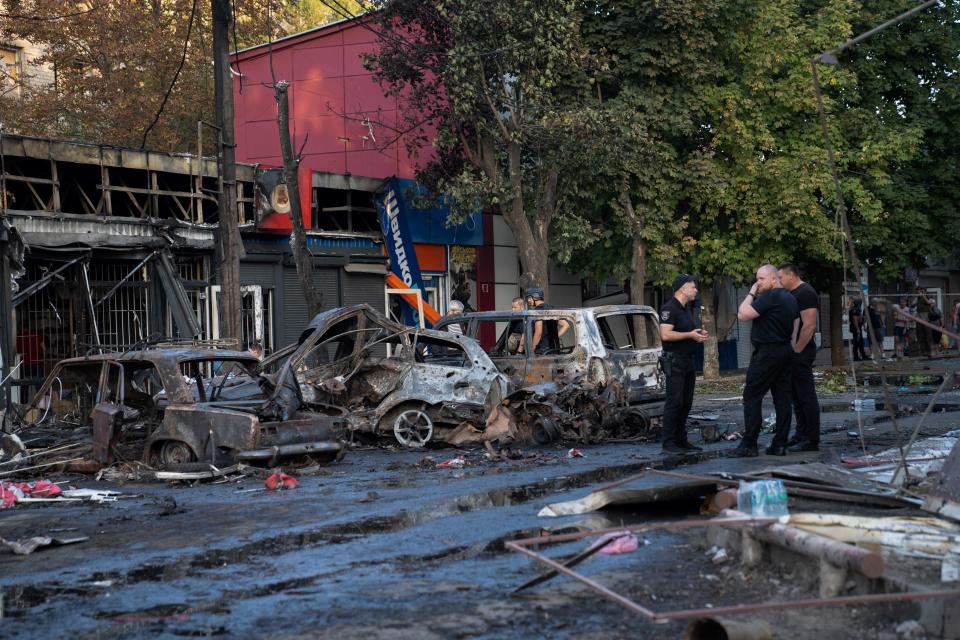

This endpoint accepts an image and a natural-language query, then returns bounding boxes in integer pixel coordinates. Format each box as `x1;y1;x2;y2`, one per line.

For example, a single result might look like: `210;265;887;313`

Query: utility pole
212;0;244;344
275;81;323;318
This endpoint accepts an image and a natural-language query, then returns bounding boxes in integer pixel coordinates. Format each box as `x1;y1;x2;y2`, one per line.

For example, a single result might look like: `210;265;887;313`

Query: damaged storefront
0;133;258;406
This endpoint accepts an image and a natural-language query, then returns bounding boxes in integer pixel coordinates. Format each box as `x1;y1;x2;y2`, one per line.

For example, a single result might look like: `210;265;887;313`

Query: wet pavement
2;356;960;639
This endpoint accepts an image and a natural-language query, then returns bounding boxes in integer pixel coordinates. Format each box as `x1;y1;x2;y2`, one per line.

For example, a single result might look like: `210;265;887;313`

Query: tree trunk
275;81;323;318
701;284;720;381
630;236;649;347
501;141;550;295
829;266;844;366
623;194;647;345
212;0;244;342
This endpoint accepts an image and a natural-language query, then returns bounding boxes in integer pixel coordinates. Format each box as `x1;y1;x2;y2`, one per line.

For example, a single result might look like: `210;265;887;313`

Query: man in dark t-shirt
729;265;799;457
658;274;709;454
778;263;821;452
524;287;569;354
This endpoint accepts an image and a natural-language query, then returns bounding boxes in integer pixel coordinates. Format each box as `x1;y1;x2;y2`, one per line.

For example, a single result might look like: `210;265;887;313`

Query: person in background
952;299;960;353
916;288;932;357
866;303;884;360
506;297;526;354
443;300;465;334
523;287;569;354
891;298;907;358
848;299;866;361
929;301;943;355
248;342;264;360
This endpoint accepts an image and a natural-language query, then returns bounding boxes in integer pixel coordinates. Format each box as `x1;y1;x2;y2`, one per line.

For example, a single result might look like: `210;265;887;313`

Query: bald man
729;265;799;458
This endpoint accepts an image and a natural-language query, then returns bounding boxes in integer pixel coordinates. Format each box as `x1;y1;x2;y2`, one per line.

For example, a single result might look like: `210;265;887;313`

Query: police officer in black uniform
659;274;709;454
729;265;799;457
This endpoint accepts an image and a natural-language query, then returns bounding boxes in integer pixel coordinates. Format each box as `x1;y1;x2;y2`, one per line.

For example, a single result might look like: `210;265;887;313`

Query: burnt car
17;348;345;468
435;305;665;443
261;305;509;447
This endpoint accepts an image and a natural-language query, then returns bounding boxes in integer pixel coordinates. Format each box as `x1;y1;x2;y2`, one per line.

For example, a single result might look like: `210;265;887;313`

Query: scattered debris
0;534;89;555
437;456;466;469
567;448;584;458
588;531;638;555
264;472;299;491
436;305;666;444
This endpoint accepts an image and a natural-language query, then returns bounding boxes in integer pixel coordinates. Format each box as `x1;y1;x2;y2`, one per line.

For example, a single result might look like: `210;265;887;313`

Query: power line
139;0;199;149
0;3;102;21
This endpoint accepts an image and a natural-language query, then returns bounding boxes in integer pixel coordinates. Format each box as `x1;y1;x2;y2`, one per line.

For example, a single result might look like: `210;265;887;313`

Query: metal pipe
94;252;156;308
506;519;960;623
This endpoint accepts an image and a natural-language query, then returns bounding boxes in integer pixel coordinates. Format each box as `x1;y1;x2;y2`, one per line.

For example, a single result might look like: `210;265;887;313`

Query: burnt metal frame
505;516;960;622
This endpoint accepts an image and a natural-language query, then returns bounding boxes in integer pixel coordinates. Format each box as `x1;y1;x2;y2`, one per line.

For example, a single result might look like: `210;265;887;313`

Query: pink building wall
231;18;431;179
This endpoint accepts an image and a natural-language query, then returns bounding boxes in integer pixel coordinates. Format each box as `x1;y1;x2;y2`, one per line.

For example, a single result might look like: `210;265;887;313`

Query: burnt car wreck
435;305;665;444
15;348;345;470
261;305;509;447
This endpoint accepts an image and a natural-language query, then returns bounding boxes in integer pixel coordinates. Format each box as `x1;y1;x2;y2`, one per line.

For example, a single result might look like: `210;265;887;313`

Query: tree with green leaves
0;0;332;150
366;0;593;293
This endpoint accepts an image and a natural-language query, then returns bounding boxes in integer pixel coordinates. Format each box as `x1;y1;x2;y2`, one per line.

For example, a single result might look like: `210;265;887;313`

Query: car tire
154;440;197;467
531;415;560;445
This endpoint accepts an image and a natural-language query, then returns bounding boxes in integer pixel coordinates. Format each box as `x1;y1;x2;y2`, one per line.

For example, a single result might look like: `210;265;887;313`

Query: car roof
446;304;657;319
52;348;259;367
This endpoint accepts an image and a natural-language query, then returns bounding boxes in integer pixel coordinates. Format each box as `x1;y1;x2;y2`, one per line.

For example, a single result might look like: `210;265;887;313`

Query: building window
1;46;21;96
312;187;379;234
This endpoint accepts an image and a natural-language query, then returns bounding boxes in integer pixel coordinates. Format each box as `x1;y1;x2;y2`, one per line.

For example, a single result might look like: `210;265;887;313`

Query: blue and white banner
377;178;426;326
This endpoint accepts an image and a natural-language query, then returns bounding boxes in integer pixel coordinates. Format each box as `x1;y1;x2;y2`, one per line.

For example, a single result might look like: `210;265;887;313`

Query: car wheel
531;415;561;445
392;408;434;448
158;440;196;466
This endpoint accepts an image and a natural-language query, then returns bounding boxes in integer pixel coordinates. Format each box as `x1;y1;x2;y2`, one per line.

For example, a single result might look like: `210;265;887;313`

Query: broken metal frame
591;468;920;509
505;516;960;622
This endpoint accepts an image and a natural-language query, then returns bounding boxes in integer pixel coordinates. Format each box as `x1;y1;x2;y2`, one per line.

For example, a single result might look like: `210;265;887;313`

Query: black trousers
790;347;821;445
742;343;793;448
851;329;866;360
917;321;932;357
661;353;696;446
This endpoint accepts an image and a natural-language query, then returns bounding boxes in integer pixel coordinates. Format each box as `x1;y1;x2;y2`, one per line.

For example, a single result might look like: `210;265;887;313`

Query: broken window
300;317;361;372
312;187;379;234
27;362;102;426
412;335;470;368
473;319;526;358
596;313;661;350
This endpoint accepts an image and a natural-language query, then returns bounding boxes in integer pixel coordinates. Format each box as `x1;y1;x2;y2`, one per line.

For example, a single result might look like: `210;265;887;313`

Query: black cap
525;287;544;301
672;274;696;292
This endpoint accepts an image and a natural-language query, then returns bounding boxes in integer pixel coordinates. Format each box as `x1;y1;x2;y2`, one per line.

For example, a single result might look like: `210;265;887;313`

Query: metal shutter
279;266;339;347
341;271;386;312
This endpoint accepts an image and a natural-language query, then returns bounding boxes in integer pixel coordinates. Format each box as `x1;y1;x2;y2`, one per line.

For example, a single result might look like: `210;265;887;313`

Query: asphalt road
2;362;959;639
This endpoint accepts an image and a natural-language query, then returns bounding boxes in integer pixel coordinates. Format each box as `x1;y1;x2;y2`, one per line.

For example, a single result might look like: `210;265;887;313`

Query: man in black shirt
659;274;709;454
729;265;799;457
524;287;569;354
778;263;821;452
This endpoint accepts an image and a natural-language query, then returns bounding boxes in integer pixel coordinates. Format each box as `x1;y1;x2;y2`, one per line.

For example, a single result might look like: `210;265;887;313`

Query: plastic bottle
739;480;788;518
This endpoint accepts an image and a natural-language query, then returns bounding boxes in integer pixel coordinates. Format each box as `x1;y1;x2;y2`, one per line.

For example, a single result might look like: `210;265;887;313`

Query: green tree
0;0;321;150
366;0;593;292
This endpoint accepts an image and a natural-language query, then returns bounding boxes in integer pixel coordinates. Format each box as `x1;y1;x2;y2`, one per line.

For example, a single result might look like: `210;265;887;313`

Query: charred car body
17;348;345;468
261;305;509;447
435;305;665;443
